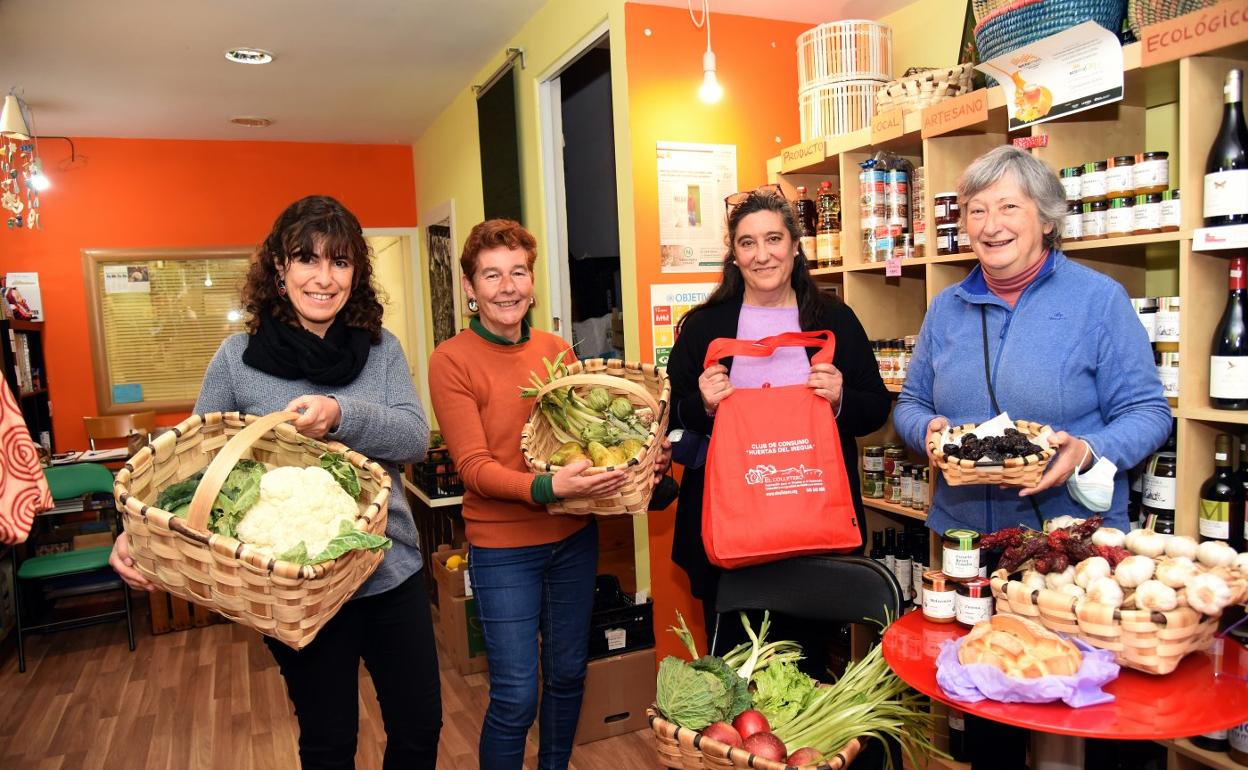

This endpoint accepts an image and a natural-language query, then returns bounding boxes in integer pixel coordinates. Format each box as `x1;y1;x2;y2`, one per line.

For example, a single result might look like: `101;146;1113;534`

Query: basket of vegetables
519;355;670;515
113;411;393;649
928;420;1056;488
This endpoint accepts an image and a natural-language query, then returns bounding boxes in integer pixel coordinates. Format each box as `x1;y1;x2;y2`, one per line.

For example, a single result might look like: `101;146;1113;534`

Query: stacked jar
923;528;993;627
1131;295;1180;406
860;155;913;263
872;336;917;387
860;444;930;511
912;166;927;258
1059;152;1179;241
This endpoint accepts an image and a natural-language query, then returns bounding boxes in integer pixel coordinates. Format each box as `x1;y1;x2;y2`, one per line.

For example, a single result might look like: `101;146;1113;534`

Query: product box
434;590;488;676
431;544;469;599
530;647;655;745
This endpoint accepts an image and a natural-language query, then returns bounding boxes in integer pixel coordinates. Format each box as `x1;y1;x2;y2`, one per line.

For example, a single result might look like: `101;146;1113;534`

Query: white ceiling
0;0;911;145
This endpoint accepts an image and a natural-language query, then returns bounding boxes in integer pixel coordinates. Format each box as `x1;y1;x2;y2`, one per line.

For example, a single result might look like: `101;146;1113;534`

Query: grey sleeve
327;336;430;466
193;338;240;414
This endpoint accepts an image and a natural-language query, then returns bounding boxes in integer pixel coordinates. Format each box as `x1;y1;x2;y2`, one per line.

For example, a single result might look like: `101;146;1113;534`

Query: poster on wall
427;217;458;348
650;282;717;367
102;265;151;294
657;142;736;273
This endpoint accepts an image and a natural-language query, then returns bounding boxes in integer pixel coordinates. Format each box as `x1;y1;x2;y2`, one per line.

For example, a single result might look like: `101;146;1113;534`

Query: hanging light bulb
699;50;723;104
27;158;49;191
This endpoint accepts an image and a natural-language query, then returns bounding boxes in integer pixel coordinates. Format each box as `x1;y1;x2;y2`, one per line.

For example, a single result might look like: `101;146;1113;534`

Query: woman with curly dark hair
110;195;440;769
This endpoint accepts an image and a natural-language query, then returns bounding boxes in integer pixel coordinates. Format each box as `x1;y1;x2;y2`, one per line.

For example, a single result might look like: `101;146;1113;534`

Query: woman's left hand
1019;431;1089;497
808;362;843;411
653;438;673;483
286;394;341;438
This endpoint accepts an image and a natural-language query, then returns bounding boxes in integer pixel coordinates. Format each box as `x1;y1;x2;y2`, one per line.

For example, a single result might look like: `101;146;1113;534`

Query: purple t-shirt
729;304;810;388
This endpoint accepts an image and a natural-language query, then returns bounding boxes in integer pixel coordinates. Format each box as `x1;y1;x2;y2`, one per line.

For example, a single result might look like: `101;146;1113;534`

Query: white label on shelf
1063;214;1083;240
943;548;980;578
1205;170;1248;218
1136;311;1157;342
1082;210;1107;238
605;628;627;651
1061;177;1082;201
1081;171;1106;199
956;595;994;625
1210;355;1248;399
1133;202;1161;233
1105;165;1132;194
1107;206;1134;234
1143;474;1176;510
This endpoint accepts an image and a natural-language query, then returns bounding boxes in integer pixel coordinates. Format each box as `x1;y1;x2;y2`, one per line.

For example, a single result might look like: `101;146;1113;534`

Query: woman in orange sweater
428;219;644;770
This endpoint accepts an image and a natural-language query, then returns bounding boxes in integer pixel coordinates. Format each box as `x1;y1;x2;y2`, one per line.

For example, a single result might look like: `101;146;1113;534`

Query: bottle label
1155;310;1180;342
1133;202;1161;232
1081;171;1106;198
1107;206;1134;234
1204;730;1230;740
1211;356;1248;398
895;558;912;600
1133;160;1168;189
948;712;966;731
943;547;980;578
1230;723;1248;752
1082;210;1106;237
1158;364;1179;398
1063;213;1083;240
1143;474;1176;510
1160;198;1181;229
1200;499;1230;539
1205;170;1248;218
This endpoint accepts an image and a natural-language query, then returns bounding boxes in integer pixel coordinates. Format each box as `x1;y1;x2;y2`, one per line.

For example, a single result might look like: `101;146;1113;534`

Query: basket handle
534;373;661;416
185;411;300;532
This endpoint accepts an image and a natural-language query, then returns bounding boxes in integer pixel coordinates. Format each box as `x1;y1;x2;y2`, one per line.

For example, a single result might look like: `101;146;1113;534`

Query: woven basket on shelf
974;0;1127;82
928;420;1056;488
520;358;670;515
113;411;391;650
1127;0;1219;37
648;707;862;770
988;567;1247;674
874;64;977;114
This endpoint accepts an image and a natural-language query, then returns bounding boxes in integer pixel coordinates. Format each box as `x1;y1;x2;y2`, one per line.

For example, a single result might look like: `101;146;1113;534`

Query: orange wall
625;4;808;661
3;138;416;450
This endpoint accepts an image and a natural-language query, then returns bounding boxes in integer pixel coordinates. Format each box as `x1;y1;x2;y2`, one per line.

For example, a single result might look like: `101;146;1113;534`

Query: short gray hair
957;145;1067;253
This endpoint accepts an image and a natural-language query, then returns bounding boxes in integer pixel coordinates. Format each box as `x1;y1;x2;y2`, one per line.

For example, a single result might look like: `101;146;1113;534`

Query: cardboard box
435;591;488;676
431;544;468;599
531;647;656;745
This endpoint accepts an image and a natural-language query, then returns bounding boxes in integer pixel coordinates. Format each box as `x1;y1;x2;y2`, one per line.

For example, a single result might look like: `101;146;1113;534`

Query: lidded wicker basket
929;420;1056;488
874;64;977;114
648;706;861;769
113;411;391;649
520;358;670;516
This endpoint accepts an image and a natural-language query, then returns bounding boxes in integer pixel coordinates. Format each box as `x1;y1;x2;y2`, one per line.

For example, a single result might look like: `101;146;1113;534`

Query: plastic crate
589;575;655;660
415;447;464;498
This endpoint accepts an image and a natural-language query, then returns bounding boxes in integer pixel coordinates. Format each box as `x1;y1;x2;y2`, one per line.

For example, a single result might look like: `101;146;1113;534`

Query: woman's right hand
108;532;156;592
552;460;628;500
924;416;950;463
699;363;733;415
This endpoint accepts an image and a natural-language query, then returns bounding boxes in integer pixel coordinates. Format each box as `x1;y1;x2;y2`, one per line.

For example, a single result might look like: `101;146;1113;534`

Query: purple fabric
730;305;809;389
936;634;1120;708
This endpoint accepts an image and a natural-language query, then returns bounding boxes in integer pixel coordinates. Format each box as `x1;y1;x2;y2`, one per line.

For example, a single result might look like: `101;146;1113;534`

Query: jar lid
1111;155;1135;166
1059;166;1082;177
864;445;884;454
1133;297;1159;311
956;576;992;596
1067;201;1082;211
943;528;980;548
935;192;957;198
1109;197;1134;208
1140;151;1169;160
936;223;959;230
1167;189;1180;199
1088;200;1109;210
922;569;954;589
1084;160;1107;172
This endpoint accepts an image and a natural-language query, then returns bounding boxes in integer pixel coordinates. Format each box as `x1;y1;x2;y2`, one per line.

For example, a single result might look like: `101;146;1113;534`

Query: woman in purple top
666;185;891;650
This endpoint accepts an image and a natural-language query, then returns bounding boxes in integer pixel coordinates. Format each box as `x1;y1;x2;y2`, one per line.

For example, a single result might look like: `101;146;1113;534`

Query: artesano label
921;90;989;138
780;138;827;173
1141;0;1248;67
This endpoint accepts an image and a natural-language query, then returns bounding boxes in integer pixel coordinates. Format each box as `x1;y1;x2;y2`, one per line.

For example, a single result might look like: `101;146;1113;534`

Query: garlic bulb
1091;527;1126;548
1045;565;1076;590
1164;535;1199;561
1058;584;1086;598
1047;515;1077;532
1155;557;1199;589
1197;540;1238;569
1186;572;1234;616
1021;570;1047;592
1134;579;1179;612
1114;555;1156;588
1074;556;1111;588
1125;528;1166;558
1236;552;1248;573
1086;576;1125;608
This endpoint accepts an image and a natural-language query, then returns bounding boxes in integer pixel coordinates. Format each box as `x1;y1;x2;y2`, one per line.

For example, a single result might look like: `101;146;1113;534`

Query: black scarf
242;312;372;386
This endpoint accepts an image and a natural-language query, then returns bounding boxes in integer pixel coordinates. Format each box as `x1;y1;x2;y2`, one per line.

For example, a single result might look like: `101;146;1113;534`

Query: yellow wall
880;0;967;75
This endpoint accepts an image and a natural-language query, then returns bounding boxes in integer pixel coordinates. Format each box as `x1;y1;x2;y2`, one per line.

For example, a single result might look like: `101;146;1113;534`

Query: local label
871;108;905;144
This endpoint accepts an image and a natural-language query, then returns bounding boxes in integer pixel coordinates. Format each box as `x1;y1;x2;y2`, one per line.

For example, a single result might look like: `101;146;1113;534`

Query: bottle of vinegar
1212;256;1248;410
1204;68;1248;228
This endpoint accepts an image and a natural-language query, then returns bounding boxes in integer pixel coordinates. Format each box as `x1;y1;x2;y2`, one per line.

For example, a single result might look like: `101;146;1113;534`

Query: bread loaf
958;614;1082;678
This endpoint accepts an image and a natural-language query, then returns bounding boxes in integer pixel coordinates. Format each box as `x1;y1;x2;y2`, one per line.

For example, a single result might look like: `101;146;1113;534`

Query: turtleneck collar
983;250;1050;308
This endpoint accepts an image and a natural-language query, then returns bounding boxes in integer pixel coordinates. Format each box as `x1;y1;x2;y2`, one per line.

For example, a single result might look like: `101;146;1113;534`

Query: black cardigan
667;296;891;599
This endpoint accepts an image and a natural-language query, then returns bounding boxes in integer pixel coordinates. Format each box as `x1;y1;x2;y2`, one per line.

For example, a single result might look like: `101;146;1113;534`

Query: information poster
976;21;1124;132
657;142;736;273
103;264;151;294
651;282;717;367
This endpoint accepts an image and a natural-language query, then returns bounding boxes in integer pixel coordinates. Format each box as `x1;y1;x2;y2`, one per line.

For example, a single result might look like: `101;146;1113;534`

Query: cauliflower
235;465;360;559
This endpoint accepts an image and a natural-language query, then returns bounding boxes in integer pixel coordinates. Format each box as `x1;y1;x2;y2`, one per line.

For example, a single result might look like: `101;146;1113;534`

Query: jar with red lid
955;576;994;626
934;193;959;225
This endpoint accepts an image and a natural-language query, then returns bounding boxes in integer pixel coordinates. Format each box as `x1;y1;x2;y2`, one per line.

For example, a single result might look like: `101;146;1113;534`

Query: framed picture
425;201;462;348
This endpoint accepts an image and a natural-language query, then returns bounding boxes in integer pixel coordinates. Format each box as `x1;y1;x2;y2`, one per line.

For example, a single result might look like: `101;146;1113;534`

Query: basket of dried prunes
928;419;1056;487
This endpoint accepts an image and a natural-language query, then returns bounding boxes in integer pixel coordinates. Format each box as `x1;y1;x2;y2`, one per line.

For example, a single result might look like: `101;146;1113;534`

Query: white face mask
1066;443;1118;513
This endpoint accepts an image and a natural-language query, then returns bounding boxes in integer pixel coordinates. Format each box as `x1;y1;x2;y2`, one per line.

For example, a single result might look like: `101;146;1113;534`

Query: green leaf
751;659;817;728
297;519;391;565
156;472;203;513
277;542;310;564
691;655;751;722
655;656;724;731
209;459;265;538
320;452;361;497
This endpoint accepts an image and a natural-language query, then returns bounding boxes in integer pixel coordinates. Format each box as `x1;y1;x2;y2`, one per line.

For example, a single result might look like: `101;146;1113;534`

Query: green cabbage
656;656;726;730
691;655;751;722
751;659;817;727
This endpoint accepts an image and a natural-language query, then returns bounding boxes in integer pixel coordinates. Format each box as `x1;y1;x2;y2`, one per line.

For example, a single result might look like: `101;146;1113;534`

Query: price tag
605;628;627;651
886;256;902;277
920;90;989;138
1012;135;1049;150
463;569;473;598
870;108;905;145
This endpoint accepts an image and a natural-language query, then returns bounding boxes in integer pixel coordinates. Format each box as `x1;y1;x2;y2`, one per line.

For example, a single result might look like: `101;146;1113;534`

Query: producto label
1211;355;1248;398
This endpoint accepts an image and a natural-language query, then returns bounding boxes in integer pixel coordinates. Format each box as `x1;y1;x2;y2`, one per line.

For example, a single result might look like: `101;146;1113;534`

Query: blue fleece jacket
894;250;1171;534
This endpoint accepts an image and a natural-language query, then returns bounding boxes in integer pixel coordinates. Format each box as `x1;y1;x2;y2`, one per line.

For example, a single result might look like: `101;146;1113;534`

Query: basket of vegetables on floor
648;612;944;770
519;352;670;515
112;410;393;649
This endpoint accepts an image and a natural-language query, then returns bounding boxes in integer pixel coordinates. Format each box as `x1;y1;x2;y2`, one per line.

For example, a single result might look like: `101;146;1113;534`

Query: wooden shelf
1158;739;1245;770
1179;407;1248;426
886;383;903;394
1063;230;1189;252
865;498;928;522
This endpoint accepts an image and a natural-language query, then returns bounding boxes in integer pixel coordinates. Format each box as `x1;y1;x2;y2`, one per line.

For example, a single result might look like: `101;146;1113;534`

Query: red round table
882;609;1248;741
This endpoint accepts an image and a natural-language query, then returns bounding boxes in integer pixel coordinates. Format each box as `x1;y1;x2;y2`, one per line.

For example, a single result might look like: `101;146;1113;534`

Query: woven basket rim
929;420;1056;471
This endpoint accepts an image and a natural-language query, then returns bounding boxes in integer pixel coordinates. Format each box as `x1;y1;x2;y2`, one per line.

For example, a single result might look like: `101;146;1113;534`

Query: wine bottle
870;530;886;566
883;527;897;573
1204;68;1248;228
1192;728;1230;754
1200;434;1245;550
1142;422;1177;533
947;707;970;762
894;529;913;603
1212;256;1248;409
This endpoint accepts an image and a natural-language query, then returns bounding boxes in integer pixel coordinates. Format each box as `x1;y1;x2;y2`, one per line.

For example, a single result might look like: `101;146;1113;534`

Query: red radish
701;721;742;747
742;731;787;762
732;709;771;740
787;747;826;766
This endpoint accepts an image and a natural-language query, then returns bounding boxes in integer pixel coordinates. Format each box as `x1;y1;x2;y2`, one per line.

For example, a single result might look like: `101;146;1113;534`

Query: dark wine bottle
1200;434;1245;550
883;527;897;573
1192;728;1230;753
1211;256;1248;409
947;707;969;762
1204;68;1248;228
870;530;885;565
894;529;912;603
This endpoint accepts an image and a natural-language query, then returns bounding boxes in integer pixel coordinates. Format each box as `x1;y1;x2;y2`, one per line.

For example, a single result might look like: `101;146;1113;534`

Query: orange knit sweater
427;327;586;548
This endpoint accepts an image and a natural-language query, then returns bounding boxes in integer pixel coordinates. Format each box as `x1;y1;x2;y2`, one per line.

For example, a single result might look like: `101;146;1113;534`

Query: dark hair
461;219;538;280
678;189;831;333
242;195;383;342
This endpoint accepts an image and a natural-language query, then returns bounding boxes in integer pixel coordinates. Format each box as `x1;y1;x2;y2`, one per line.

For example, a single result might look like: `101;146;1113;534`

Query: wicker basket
874;64;977;114
113;411;391;649
1127;0;1220;37
648;707;862;770
797;20;893;89
928;420;1056;487
520;358;670;515
974;0;1127;78
799;80;882;141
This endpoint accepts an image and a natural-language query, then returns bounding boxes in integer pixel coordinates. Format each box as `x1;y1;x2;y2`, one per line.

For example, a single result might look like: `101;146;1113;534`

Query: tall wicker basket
113;411;391;649
520;359;670;515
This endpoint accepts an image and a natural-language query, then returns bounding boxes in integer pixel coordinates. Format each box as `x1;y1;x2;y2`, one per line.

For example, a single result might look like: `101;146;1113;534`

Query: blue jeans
468;520;598;770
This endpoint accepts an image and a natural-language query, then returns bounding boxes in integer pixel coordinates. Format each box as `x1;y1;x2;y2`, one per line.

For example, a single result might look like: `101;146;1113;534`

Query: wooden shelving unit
0;319;54;453
1160;739;1246;770
865;497;928;523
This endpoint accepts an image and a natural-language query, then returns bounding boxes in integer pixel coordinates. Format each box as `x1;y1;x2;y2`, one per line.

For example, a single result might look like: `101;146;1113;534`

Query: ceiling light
28;158;49;191
230;116;272;127
225;48;274;65
689;1;723;104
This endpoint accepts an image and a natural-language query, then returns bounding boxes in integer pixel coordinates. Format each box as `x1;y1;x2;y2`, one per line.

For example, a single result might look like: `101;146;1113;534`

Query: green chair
13;462;135;672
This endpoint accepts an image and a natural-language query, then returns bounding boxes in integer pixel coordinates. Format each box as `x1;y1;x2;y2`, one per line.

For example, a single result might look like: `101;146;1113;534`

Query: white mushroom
1091;527;1126;549
1086;576;1125;608
1074;556;1111;588
1134;579;1179;612
1114;555;1156;588
1021;570;1047;592
1125;528;1167;558
1186;572;1234;616
1198;540;1238;569
1164;535;1199;561
1045;565;1076;590
1058;584;1086;598
1155;556;1199;589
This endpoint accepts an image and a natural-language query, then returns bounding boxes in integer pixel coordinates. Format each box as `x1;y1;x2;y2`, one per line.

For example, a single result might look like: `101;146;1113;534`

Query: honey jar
1133;151;1169;194
942;528;981;579
922;570;957;624
1105;155;1135;200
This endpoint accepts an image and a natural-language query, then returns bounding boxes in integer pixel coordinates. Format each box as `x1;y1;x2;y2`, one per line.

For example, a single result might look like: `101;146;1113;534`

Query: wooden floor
0;609;657;769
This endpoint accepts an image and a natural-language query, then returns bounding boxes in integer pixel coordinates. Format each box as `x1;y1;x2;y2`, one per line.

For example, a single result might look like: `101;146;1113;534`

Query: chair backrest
83;411;157;450
43;462;115;499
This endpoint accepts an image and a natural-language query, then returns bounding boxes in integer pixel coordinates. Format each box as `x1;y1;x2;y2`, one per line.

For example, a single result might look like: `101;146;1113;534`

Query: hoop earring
467;297;479;313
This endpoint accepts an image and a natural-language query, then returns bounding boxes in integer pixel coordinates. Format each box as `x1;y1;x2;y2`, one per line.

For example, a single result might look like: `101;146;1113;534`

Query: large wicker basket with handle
113;411;391;649
520;358;670;516
648;706;862;769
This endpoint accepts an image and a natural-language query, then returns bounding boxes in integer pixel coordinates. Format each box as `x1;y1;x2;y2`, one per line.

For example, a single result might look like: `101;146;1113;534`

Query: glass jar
936;224;959;256
1155;296;1180;348
957;225;971;253
956;576;994;627
1160;189;1181;232
863;445;885;472
1228;721;1248;766
884;447;907;477
911;465;926;510
1063;201;1083;241
1106;197;1135;237
1157;350;1179;406
942;528;981;579
922;570;957;624
1133;192;1163;234
1080;160;1108;202
1059;166;1083;202
934;192;959;225
1141;450;1177;532
898;462;913;505
1133;151;1169;194
863;470;885;499
1105;155;1135;199
1132;297;1158;343
1081;200;1108;240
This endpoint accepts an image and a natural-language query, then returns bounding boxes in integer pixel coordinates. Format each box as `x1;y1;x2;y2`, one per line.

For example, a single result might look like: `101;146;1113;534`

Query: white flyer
657;142;737;273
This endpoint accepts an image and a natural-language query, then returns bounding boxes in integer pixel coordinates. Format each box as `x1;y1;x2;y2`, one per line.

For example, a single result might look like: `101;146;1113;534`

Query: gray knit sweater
194;330;429;597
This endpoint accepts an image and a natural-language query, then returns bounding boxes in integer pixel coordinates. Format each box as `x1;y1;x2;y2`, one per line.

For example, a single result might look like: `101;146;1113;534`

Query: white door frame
364;226;431;421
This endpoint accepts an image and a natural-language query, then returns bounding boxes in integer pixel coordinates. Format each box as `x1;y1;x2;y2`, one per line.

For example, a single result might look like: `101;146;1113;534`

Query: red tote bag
701;330;861;569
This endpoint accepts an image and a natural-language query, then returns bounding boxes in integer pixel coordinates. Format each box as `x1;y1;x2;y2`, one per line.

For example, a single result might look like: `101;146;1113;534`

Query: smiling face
732;209;797;304
277;235;354;337
463;245;534;340
964;173;1052;279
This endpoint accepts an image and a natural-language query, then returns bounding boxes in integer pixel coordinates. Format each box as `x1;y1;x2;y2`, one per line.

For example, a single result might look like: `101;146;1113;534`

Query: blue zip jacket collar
954;249;1059;309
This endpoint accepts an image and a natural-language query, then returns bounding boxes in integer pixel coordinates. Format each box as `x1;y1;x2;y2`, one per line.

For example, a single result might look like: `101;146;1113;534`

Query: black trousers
265;570;442;770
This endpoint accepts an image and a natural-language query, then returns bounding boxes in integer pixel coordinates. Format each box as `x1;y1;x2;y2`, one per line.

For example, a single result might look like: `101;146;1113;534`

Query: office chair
83;410;156;451
13;463;135;672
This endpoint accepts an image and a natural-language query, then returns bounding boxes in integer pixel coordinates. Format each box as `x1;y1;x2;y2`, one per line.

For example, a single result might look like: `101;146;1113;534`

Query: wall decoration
426;203;460;348
657;142;736;272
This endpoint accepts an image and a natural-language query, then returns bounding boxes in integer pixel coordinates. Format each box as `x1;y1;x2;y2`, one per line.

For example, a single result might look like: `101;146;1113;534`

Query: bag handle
703;330;836;370
185;411;301;531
